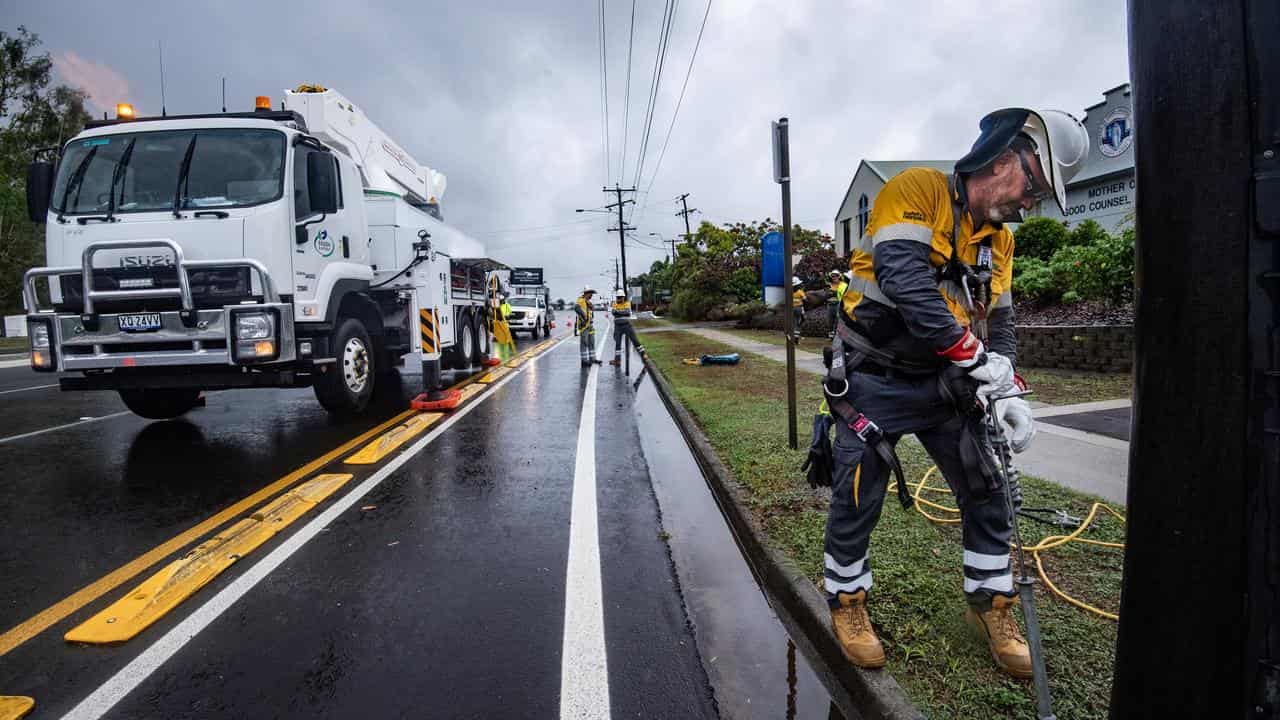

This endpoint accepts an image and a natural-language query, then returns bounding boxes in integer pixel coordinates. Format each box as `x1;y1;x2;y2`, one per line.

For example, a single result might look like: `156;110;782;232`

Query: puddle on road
631;361;843;720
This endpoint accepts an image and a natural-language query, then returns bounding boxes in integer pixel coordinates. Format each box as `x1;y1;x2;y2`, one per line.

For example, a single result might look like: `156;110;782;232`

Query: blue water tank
761;230;784;287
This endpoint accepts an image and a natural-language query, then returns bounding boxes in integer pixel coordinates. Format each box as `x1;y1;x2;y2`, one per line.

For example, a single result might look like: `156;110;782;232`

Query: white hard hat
792;276;801;285
615;288;626;298
583;284;595;294
956;107;1090;215
827;269;843;278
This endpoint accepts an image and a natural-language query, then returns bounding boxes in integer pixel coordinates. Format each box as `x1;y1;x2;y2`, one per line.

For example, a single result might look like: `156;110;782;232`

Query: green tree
0;26;92;315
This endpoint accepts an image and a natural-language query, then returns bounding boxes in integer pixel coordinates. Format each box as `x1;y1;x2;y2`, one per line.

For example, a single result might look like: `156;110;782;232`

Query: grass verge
643;330;1124;720
716;328;1130;406
0;336;29;354
632;317;673;329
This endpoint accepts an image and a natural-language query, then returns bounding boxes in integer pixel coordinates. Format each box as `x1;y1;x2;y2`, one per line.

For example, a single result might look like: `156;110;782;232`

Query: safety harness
820;179;998;509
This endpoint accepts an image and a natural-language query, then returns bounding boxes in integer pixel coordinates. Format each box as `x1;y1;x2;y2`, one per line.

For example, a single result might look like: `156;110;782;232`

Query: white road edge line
61;333;575;720
559;321;612;720
0;411;132;446
0;383;58;396
0;357;33;369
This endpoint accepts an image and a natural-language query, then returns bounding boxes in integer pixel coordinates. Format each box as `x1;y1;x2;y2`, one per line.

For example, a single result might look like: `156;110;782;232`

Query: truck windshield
51;128;285;215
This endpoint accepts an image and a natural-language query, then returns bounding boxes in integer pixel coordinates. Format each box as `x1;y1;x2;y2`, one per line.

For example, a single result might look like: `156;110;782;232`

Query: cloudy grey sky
6;0;1129;301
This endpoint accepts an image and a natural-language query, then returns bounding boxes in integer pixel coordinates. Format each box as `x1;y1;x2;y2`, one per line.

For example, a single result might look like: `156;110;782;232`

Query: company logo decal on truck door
313;229;335;257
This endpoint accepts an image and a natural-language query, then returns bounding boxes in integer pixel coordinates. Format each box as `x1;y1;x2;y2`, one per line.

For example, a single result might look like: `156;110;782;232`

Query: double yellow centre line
0;357;518;657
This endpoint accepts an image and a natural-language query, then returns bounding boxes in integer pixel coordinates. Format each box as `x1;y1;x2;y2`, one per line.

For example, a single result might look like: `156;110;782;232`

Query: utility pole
614;258;620;292
676;193;697;244
1111;2;1278;718
604;185;636;295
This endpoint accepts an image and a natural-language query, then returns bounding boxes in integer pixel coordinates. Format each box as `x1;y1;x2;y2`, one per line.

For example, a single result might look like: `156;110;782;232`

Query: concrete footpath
667;326;1130;506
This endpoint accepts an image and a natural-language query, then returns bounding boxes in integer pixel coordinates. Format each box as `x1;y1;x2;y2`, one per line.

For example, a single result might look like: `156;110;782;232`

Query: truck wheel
314;318;375;415
468;312;485;366
118;388;202;420
478;314;492;359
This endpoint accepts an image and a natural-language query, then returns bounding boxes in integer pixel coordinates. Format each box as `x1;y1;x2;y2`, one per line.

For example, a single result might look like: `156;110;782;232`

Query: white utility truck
23;86;505;418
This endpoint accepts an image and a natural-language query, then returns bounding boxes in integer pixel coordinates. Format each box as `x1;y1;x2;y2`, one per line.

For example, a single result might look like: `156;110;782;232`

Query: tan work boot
831;590;886;668
966;594;1033;678
609;358;621;366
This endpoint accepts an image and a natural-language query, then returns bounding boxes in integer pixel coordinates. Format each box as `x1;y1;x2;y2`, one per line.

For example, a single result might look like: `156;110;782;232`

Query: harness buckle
850;414;882;444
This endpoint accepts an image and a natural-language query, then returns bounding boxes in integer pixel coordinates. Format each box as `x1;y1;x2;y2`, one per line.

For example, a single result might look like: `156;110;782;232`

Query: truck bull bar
23;238;280;316
23;239;293;372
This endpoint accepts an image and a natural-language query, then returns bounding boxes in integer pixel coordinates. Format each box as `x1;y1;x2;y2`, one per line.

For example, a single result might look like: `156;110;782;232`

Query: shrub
670;289;720;321
725;300;767;321
1012;224;1135;305
724;267;761;303
1013;216;1070;262
1011;256;1064;303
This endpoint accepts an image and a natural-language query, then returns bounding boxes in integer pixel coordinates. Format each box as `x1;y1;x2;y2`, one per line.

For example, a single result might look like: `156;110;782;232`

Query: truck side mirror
26;161;55;222
306;151;338;215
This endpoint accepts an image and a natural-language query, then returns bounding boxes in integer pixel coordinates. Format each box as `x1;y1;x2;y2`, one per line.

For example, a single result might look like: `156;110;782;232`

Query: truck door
291;145;352;314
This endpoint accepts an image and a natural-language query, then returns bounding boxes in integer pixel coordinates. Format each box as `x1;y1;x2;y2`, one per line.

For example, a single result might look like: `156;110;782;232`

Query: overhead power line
618;0;637;185
631;0;677;193
643;0;713;199
598;0;611;183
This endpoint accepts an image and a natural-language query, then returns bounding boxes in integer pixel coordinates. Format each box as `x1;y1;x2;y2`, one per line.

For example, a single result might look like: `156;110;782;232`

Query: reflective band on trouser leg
580;327;596;364
963;549;1013;594
823;552;872;594
824;426;891;603
419;308;438;354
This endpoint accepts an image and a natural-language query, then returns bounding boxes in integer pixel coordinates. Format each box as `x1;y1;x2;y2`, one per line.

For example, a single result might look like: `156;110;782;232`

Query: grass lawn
717;328;1131;406
0;336;29;353
643;330;1125;720
1019;368;1131;405
632;317;672;329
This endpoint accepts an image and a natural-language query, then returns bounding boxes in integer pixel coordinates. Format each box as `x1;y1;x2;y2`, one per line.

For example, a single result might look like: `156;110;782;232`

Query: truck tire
478;313;492;359
314;317;375;415
118;388;202;420
444;308;475;370
468;312;485;366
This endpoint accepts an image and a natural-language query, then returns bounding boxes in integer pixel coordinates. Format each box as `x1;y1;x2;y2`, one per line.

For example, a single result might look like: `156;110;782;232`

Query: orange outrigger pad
411;388;463;411
482;358;502;367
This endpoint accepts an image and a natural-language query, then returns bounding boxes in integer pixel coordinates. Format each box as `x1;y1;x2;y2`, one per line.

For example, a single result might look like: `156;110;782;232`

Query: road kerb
640;353;923;720
64;474;353;645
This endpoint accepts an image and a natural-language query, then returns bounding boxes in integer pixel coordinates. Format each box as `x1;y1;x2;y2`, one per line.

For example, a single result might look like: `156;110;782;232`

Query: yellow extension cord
889;467;1126;621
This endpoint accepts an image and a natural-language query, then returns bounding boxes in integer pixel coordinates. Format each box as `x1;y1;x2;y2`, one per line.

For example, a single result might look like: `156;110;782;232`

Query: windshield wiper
56;146;98;223
104;137;136;223
172;134;198;218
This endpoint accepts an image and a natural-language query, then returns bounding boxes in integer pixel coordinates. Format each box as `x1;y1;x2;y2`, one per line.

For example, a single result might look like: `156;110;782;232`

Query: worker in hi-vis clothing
609;288;644;366
492;293;516;362
575;286;602;367
826;270;849;338
820;108;1088;678
791;277;806;339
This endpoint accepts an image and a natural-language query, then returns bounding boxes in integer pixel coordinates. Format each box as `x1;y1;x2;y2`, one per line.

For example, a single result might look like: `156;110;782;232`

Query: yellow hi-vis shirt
575;296;594;324
842;167;1014;328
793;289;805;308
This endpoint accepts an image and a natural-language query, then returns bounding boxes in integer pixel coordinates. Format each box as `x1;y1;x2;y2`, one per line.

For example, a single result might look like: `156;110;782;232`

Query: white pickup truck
505;295;548;338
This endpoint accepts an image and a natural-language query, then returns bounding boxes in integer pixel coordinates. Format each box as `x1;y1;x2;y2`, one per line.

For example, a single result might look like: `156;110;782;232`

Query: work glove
937;329;1016;402
801;413;835;488
997;395;1036;453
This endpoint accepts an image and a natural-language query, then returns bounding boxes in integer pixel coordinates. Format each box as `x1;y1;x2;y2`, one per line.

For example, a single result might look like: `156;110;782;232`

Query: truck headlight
28;319;54;371
236;312;274;340
231;309;278;362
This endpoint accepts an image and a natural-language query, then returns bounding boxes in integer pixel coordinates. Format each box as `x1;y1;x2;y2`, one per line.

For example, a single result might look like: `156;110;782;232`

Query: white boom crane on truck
22;85;506;419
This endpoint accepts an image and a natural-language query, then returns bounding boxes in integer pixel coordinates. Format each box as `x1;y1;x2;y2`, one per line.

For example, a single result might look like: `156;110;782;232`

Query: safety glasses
1018;152;1054;202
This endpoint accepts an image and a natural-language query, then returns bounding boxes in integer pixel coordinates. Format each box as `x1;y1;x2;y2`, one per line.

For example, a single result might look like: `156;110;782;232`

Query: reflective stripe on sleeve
871;222;934;247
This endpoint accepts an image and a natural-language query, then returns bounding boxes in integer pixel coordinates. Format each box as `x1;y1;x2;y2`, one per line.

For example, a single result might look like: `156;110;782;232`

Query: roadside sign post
772;117;798;450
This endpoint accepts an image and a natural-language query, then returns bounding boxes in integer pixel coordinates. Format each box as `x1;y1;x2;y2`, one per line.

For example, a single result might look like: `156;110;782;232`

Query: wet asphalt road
0;318;836;718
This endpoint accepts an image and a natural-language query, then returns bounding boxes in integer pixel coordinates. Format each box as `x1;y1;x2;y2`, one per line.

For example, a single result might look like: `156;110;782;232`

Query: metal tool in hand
986;388;1056;720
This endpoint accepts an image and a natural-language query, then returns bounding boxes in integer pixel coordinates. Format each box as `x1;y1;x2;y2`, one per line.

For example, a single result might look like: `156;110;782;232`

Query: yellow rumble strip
0;696;34;720
477;367;510;384
64;474;353;645
345;413;442;465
